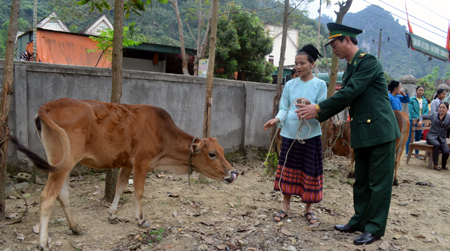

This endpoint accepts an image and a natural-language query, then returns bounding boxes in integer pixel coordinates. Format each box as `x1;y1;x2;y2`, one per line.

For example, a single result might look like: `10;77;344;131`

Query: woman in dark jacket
418;102;450;170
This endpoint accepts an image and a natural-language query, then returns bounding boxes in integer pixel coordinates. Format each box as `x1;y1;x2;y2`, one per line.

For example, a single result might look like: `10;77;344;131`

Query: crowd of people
262;21;450;247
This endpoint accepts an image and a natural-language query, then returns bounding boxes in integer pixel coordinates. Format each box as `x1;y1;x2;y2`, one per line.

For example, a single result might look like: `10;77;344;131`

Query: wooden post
0;0;21;219
199;0;219;183
104;0;125;203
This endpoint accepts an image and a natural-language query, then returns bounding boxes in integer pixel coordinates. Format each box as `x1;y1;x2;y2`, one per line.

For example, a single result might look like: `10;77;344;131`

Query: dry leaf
14;228;25;241
244;226;256;231
415;235;426;239
217;244;227;250
308;222;321;229
92;190;101;195
6;212;17;219
173;211;178;218
161;244;175;248
33;224;40;234
280;227;292;236
437;236;444;243
157;173;165;178
201;235;213;244
379;240;391;250
356;245;366;251
168;194;179;198
209;184;219;189
200;221;214;226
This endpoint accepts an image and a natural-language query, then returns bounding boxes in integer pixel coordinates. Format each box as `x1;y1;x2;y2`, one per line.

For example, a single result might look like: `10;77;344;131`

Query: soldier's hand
296;104;317;120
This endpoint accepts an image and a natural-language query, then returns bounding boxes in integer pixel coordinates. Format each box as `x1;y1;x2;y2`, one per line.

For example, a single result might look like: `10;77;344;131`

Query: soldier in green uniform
297;23;400;245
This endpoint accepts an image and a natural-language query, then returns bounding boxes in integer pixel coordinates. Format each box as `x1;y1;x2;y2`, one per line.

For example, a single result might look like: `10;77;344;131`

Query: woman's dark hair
290;69;297;77
297;44;322;63
388;80;400;93
434;89;445;99
336;36;358;45
416;85;424;91
439;101;449;109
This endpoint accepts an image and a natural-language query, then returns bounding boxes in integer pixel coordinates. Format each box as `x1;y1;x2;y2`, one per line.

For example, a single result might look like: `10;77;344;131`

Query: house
16;12;196;74
265;24;299;68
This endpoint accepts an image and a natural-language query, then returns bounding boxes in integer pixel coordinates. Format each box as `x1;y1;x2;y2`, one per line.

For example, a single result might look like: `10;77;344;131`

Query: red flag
446;21;450;51
405;0;413;33
405;0;415;50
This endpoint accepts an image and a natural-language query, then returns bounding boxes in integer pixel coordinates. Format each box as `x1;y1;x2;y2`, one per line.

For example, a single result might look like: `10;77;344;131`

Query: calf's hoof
37;246;51;251
139;220;150;228
108;217;120;224
393;179;399;186
70;225;83;235
347;172;354;178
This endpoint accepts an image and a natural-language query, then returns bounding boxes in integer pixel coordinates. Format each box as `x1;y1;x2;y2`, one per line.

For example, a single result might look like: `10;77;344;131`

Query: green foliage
215;5;275;83
77;0;167;18
0;17;29;58
87;22;142;62
149;228;164;243
418;66;441;99
384;72;394;84
263;152;278;167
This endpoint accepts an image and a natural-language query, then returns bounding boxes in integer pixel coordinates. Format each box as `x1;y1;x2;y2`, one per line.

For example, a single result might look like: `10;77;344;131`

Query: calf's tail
9;136;56;173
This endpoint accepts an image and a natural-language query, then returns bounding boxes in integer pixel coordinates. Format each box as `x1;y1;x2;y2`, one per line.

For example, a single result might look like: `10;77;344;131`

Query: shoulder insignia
359;52;367;57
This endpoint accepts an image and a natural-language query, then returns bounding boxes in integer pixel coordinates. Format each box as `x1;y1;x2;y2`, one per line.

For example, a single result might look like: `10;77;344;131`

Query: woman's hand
399;90;406;96
417;121;423;128
263;118;280;131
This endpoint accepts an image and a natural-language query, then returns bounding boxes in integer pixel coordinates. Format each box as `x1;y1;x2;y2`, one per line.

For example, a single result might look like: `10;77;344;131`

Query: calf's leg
56;173;82;234
109;167;133;224
133;164;150;227
38;169;71;251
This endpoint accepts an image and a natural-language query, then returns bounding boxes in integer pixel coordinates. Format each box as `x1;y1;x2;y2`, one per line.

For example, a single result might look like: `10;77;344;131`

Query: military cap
324;22;363;46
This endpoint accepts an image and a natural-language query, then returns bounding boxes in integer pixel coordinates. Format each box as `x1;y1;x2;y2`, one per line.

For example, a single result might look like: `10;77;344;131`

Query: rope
188;137;197;188
325;120;345;157
261;98;314;211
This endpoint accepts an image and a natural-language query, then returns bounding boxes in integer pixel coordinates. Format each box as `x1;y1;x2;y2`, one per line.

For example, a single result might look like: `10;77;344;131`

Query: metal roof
126;43;197;56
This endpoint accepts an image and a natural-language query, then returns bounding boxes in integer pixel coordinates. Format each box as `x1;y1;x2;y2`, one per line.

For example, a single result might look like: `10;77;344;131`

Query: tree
87;22;143;67
418;66;441;99
79;0;167;202
321;0;352;159
0;0;21;220
215;4;275;83
0;18;29;58
168;0;190;75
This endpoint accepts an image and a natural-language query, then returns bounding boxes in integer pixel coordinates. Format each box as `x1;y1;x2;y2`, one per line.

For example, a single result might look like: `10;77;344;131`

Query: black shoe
354;231;380;245
334;224;356;233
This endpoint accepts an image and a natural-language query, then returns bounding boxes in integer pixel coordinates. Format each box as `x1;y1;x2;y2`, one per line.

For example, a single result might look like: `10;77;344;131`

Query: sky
304;0;450;48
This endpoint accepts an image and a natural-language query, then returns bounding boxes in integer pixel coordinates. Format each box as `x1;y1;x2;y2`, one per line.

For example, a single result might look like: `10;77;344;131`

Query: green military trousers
348;140;395;237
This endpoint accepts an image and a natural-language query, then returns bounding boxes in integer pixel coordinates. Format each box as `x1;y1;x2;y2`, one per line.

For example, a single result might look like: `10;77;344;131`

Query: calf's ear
190;143;201;154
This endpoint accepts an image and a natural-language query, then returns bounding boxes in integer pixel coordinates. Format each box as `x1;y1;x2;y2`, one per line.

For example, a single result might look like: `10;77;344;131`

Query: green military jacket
317;49;400;149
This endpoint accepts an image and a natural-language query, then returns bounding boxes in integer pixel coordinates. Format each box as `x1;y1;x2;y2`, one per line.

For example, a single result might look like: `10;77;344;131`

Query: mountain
316;5;448;79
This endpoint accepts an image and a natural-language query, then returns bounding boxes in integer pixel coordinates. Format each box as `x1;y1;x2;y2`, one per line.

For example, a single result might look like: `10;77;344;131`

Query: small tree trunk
268;0;289;175
199;0;219;184
323;0;352;160
33;0;37;61
105;0;125;203
170;0;190;75
0;0;21;219
193;0;202;76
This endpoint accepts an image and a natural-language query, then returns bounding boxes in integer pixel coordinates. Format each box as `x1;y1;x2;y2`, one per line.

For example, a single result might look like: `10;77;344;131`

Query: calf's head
189;137;238;183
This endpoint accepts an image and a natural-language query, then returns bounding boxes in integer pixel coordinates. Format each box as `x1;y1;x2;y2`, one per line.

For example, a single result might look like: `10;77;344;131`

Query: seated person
418;102;450;171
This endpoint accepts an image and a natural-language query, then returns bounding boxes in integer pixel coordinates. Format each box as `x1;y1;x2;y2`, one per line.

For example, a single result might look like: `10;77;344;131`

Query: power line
378;0;446;34
411;0;449;22
363;0;447;40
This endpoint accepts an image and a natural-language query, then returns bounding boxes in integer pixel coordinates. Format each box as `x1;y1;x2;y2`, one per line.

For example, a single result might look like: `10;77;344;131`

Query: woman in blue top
388;80;410;111
405;86;429;156
263;45;326;224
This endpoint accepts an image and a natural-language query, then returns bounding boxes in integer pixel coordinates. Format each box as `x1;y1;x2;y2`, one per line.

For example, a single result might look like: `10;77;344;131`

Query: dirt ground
1;148;450;251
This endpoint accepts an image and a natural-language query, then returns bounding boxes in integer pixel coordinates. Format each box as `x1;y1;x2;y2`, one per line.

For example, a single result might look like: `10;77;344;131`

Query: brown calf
10;98;238;251
328;111;410;185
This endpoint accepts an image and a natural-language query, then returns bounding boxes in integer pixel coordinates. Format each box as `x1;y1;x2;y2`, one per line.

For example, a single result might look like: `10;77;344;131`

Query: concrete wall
0;59;278;170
